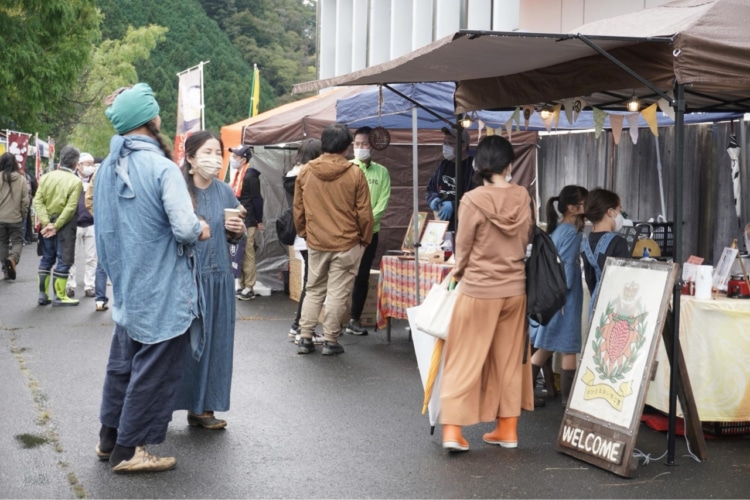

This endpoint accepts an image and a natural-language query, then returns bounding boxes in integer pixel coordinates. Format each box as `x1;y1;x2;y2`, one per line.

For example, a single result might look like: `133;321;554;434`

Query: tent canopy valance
294;0;750;114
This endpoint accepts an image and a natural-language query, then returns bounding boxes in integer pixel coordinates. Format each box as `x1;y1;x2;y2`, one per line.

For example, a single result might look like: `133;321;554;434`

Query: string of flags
483;97;667;145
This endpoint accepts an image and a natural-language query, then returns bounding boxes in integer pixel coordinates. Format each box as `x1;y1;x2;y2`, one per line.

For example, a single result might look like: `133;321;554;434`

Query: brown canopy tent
292;0;750;463
220;84;538;283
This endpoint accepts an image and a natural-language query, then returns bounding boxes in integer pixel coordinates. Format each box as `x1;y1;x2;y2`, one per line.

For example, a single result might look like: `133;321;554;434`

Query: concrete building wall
318;0;670;79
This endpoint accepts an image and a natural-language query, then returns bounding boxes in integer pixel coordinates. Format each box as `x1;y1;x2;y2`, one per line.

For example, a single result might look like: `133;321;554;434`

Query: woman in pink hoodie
440;135;534;452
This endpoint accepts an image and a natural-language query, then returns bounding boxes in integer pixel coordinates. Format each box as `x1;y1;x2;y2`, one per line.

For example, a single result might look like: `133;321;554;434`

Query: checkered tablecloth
377;256;454;329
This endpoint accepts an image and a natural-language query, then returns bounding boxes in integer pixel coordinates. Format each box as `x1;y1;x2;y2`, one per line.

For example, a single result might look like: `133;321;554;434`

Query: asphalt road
1;253;748;499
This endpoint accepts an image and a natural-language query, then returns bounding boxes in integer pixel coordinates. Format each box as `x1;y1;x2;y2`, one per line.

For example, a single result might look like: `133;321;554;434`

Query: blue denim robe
94;134;202;344
175;180;240;413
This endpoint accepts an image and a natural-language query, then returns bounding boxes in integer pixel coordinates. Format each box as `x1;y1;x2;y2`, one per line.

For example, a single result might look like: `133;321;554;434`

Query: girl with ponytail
530;185;588;407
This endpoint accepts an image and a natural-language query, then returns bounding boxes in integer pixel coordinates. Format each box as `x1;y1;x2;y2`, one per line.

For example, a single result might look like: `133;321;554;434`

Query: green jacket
33;168;82;230
352;159;391;233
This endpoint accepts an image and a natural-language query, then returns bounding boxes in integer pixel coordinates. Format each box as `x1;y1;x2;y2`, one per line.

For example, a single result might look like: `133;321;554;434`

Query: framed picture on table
420;220;449;250
401;212;428;253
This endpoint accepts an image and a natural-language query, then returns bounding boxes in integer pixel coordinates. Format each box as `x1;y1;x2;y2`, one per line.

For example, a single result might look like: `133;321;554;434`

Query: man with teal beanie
94;83;210;473
345;126;391;336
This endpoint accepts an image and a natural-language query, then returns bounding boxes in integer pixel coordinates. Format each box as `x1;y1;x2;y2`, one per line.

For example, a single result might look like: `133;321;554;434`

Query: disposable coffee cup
224;208;241;222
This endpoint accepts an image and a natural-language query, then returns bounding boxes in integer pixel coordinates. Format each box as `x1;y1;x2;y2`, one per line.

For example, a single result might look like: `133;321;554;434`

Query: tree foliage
96;0;305;140
65;25;169;157
221;0;316;105
1;0;317;145
0;0;101;134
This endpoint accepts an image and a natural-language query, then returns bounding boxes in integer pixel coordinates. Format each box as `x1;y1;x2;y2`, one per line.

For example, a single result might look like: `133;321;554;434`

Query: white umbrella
727;135;741;228
406;306;443;434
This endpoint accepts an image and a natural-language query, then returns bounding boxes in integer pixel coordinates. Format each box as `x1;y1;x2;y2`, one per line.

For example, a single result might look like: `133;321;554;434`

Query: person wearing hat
33;145;83;306
425;126;476;231
66;152;98;298
93;83;210;474
229;144;264;300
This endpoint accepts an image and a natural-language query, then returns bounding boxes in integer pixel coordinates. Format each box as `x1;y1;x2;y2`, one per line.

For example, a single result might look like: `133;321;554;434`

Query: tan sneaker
111;446;176;474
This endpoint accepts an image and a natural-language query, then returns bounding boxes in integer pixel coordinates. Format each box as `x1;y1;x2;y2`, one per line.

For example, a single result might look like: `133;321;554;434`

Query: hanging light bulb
460;114;472;128
627;95;640;112
539;107;552;120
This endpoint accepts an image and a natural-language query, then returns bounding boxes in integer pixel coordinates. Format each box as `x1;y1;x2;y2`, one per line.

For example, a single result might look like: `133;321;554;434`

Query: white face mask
612;211;624;232
192;154;223;180
505;173;512;183
353;148;371;161
229;158;242;169
442;144;455;161
83;166;96;177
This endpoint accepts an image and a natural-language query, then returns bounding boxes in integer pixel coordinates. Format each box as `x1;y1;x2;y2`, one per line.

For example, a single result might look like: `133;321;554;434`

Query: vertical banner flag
48;138;55;171
35;135;50;181
35;134;41;180
174;62;206;165
8;130;30;167
249;64;260;118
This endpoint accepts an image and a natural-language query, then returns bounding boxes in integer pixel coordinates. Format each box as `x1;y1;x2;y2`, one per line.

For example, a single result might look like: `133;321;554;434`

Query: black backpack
526;221;568;326
275;207;296;246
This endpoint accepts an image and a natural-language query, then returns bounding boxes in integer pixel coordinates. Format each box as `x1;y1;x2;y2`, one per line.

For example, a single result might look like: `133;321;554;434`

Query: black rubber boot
560;369;576;407
531;363;545;408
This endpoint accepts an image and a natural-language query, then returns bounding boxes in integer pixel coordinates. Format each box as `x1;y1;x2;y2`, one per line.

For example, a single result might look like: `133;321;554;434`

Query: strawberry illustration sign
557;258;677;478
582;281;649;410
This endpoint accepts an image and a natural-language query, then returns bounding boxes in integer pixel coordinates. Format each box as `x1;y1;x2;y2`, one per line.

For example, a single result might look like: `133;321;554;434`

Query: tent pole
455;121;464;231
413;107;421;302
667;83;685;465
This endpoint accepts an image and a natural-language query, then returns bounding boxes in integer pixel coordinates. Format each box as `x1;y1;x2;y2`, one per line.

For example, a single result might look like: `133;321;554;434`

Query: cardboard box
359;270;380;327
289;247;304;302
318;270;379;327
290;250;380;328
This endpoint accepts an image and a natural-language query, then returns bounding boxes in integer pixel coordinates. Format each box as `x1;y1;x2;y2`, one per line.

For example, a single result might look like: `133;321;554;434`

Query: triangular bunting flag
641;103;659;136
593;107;607;139
609;114;625;145
522;105;535;130
504;117;513;140
512;107;521;131
541;112;554;132
552;104;562;130
572;97;587;123
626;113;640;144
562;99;574;125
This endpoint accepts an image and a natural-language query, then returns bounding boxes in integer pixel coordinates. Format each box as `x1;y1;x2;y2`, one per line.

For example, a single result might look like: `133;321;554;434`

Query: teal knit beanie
105;83;160;134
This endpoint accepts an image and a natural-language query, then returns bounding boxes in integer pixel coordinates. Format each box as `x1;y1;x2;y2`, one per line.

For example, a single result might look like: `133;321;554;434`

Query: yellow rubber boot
483;417;518;448
37;271;51;306
52;274;79;307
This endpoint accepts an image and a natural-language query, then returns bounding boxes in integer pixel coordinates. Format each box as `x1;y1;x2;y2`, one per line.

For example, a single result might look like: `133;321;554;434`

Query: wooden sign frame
556;258;678;478
401;212;428;253
420;220;449;250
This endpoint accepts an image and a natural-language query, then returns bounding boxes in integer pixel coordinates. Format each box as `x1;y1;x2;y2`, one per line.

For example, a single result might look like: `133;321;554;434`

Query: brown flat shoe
187;412;227;430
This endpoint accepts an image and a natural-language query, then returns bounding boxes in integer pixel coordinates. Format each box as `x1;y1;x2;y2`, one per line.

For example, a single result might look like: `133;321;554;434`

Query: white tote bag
414;274;459;339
